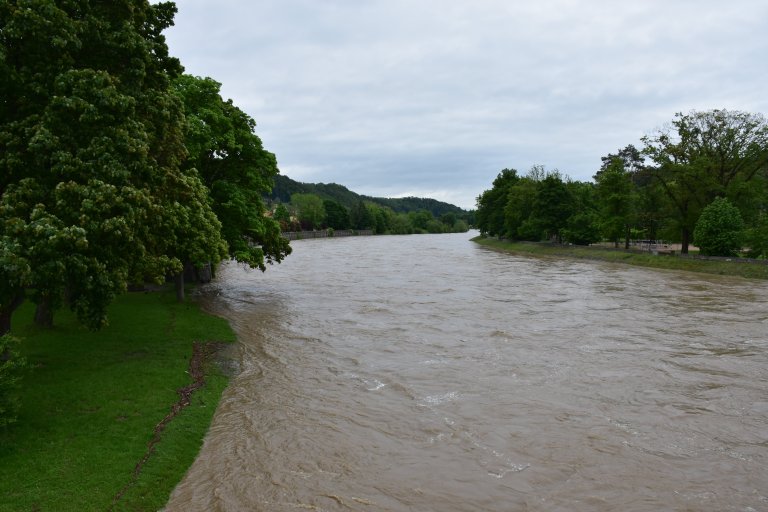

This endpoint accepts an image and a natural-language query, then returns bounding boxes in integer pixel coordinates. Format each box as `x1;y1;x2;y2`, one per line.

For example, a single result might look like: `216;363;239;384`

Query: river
164;232;768;511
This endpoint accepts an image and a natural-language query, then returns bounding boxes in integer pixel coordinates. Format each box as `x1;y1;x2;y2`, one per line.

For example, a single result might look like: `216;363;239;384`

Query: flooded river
165;232;768;511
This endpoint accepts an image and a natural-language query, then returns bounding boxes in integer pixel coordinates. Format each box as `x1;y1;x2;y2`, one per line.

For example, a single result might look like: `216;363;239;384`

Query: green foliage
693;197;745;256
0;235;30;334
531;172;573;242
0;334;26;428
270;174;471;221
272;203;293;232
291;193;326;230
351;200;375;230
642;109;768;252
323;199;351;230
503;178;535;239
475;110;767;256
0;0;232;330
743;213;768;259
476;168;519;236
562;211;601;245
174;74;291;271
595;157;634;245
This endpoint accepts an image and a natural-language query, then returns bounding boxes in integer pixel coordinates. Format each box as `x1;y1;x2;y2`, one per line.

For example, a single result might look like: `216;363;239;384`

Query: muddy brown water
164;232;768;511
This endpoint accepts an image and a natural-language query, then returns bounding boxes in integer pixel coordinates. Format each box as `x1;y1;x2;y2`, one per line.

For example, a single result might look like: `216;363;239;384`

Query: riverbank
0;288;235;512
472;236;768;280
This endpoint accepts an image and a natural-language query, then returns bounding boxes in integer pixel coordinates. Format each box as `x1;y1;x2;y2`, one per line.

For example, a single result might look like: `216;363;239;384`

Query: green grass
0;288;236;512
472;237;768;280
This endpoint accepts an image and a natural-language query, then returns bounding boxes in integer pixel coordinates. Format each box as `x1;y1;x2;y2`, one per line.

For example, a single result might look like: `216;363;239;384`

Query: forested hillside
270;174;470;218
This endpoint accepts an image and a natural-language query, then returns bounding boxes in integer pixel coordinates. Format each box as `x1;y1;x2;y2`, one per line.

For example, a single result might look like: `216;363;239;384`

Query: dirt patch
110;341;228;509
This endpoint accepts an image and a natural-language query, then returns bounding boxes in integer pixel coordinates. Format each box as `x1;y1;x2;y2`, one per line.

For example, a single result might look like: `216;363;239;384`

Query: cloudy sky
164;0;768;209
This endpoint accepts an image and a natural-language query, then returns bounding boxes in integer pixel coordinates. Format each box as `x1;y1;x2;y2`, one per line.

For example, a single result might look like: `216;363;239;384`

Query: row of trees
476;109;768;257
275;194;470;234
0;1;289;335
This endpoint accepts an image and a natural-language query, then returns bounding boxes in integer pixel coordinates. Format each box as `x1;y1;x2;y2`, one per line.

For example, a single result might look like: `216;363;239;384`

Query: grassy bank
472;236;768;280
0;288;236;512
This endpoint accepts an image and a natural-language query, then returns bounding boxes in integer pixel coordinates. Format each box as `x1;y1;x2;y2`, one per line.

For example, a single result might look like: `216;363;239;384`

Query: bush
693;197;744;257
0;335;26;428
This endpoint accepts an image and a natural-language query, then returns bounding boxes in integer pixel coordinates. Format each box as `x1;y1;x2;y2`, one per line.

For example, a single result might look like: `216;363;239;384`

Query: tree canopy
642;109;768;253
0;1;288;333
174;74;290;271
475;109;768;257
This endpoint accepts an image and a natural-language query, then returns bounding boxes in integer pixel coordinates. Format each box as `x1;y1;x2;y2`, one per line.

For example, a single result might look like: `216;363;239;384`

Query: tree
693;197;744;256
273;203;292;231
351;200;374;230
389;213;413;234
366;203;390;234
503;177;537;240
0;1;227;327
476;168;519;237
598;144;644;176
291;193;325;230
408;209;434;233
174;75;290;271
595;157;634;248
562;181;600;245
323;199;351;230
531;171;573;243
743;213;768;259
642;109;768;253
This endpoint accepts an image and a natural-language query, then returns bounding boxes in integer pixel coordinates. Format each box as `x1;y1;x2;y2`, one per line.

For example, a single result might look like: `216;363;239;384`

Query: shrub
693;197;744;256
0;335;27;428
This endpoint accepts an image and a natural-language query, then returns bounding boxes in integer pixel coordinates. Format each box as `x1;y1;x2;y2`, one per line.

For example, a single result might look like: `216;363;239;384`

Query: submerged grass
472;236;768;280
0;288;236;512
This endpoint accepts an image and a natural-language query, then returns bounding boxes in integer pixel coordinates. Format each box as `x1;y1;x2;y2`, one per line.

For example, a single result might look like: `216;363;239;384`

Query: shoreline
471;236;768;280
0;288;237;511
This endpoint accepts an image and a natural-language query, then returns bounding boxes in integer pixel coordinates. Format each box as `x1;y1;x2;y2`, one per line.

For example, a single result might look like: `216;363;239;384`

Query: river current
165;232;768;511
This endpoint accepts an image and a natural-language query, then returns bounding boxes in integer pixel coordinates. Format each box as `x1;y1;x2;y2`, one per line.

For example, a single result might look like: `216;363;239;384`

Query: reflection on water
165;233;768;512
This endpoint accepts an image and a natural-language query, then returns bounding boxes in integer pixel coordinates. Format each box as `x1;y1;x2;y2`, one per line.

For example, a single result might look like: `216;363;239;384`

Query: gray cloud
165;0;768;209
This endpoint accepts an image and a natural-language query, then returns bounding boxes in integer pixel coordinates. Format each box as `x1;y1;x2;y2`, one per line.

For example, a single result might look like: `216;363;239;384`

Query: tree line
0;1;290;335
274;194;470;235
476;109;768;258
269;173;475;220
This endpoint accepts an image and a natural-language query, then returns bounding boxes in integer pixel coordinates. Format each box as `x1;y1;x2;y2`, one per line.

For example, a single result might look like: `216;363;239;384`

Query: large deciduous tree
174;75;290;271
642;109;768;254
323;199;351;230
476;168;519;237
530;171;573;243
0;1;227;330
595;157;634;248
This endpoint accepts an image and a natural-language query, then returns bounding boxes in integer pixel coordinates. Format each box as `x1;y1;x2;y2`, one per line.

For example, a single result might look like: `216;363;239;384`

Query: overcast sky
164;0;768;209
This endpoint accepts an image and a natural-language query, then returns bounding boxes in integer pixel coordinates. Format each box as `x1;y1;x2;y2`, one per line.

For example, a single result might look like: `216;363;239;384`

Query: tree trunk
175;272;185;303
0;293;25;336
681;227;691;255
34;295;54;328
624;225;631;250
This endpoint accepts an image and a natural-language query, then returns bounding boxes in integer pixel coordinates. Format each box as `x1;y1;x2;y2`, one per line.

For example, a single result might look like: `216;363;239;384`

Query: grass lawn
473;237;768;280
0;288;236;511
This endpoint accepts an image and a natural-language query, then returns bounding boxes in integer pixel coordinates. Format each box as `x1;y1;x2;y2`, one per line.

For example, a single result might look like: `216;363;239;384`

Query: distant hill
269;174;471;218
